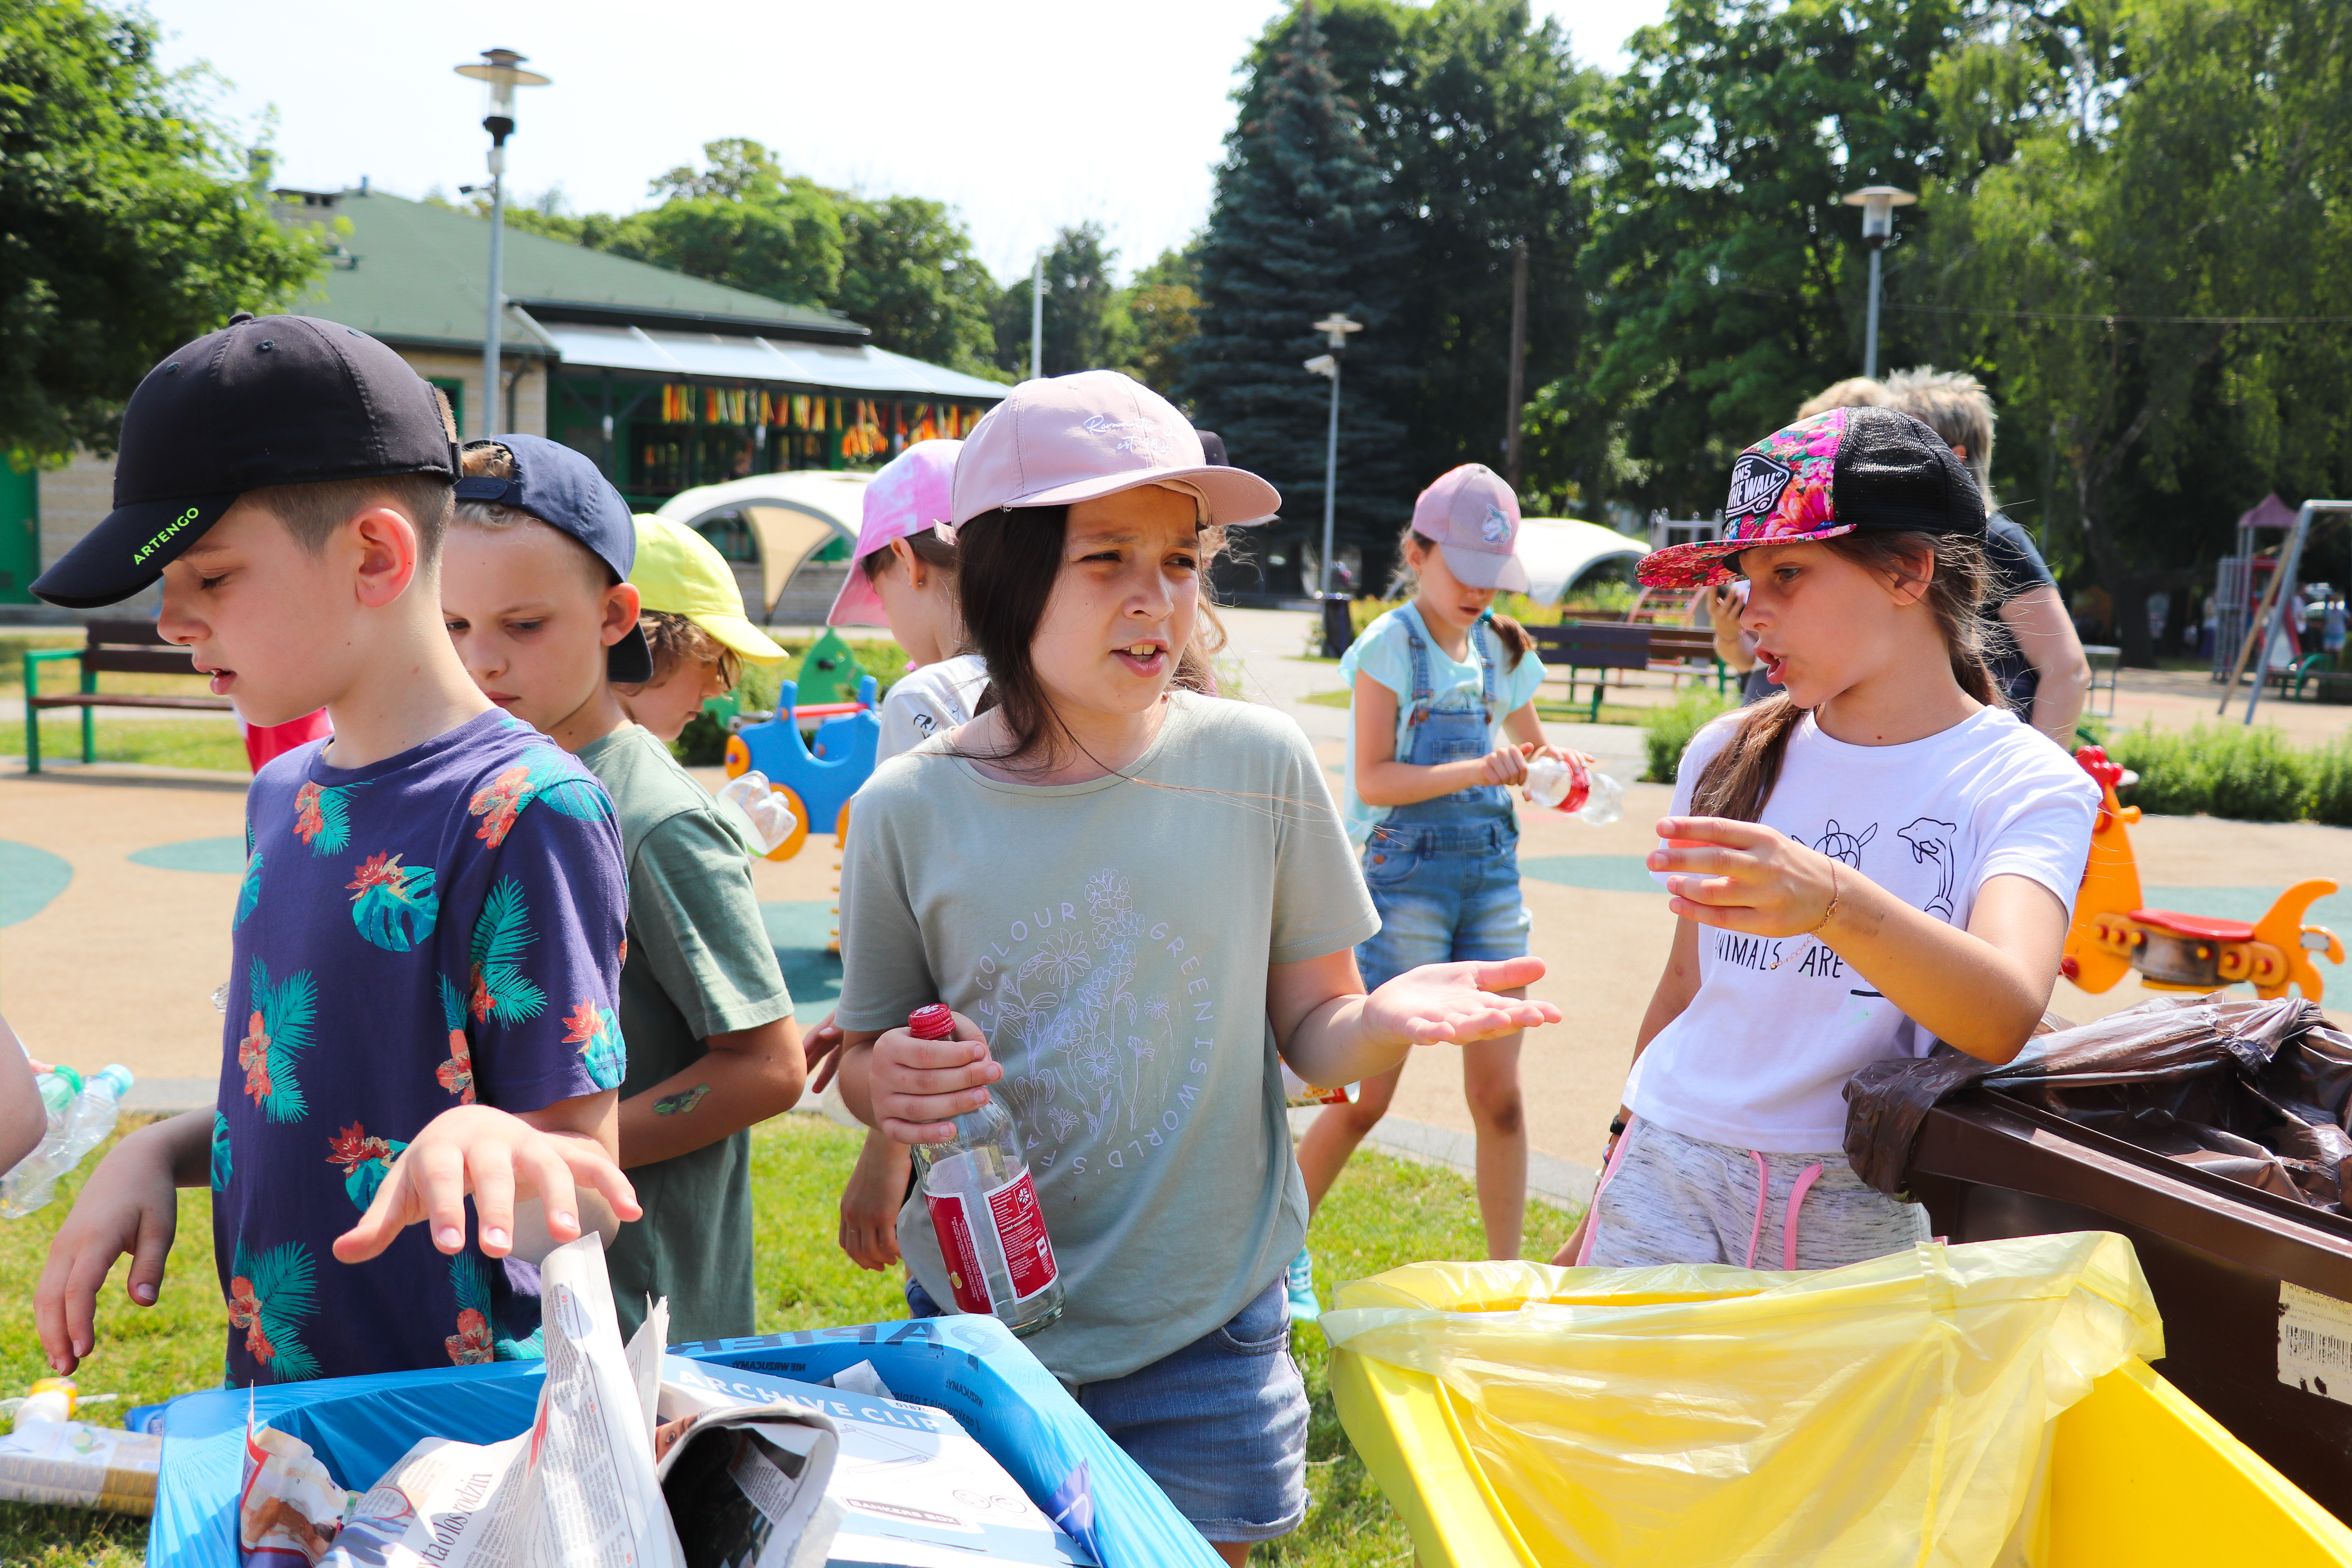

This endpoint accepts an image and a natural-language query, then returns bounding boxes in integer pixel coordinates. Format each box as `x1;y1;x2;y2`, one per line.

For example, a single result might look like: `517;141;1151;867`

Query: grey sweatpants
1582;1117;1930;1271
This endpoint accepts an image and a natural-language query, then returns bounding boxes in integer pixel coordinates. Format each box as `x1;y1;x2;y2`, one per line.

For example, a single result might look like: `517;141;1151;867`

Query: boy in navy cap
33;316;642;1384
439;436;804;1342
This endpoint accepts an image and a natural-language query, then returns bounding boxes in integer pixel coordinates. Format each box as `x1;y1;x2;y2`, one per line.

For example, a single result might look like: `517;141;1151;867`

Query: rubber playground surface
4;731;2345;1198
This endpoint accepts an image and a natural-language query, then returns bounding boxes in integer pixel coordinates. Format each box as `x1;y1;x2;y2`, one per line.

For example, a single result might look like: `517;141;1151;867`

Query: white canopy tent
1515;518;1648;606
655;470;872;618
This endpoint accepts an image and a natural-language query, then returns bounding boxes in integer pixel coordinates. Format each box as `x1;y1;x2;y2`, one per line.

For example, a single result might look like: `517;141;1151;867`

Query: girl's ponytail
1690;527;1997;823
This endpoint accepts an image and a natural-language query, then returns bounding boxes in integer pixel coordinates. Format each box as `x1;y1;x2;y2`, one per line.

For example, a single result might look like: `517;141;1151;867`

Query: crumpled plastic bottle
1524;753;1626;825
713;770;800;857
0;1065;134;1219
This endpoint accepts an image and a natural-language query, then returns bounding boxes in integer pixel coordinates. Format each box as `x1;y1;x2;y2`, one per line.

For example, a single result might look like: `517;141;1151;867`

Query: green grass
16;713;247;773
1;1113;1569;1564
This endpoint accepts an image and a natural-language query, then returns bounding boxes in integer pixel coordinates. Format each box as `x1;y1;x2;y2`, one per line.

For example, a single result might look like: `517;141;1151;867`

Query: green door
0;454;36;604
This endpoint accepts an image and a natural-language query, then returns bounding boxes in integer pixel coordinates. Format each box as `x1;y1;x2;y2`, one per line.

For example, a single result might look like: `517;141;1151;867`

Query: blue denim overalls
1354;609;1530;990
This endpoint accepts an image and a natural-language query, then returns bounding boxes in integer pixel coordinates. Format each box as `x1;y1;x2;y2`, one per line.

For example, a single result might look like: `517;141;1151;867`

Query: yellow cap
628;515;788;664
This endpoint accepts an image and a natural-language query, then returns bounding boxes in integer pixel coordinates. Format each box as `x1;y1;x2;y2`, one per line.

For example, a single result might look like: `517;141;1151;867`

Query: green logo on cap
131;506;201;565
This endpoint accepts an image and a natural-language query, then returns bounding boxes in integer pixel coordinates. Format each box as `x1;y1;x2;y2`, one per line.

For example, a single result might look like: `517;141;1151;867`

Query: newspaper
318;1237;684;1568
660;1357;1098;1567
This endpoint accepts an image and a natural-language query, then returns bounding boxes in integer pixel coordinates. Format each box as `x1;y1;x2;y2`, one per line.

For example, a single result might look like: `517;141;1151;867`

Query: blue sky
153;0;1667;287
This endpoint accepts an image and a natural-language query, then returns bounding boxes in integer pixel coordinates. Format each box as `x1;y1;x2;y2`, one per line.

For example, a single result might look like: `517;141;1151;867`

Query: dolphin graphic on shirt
1897;817;1960;920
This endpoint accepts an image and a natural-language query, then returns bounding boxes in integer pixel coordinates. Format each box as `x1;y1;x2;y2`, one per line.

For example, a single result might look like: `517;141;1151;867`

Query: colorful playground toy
722;675;879;860
2062;746;2342;1001
794;626;867;708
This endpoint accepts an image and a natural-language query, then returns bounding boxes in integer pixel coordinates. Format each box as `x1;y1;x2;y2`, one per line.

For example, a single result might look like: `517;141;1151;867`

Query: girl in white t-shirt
1565;406;2096;1272
813;440;991;1273
831;373;1557;1564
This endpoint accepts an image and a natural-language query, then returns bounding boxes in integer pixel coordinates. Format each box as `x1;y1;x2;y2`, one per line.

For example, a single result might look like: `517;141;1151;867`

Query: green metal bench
23;619;232;773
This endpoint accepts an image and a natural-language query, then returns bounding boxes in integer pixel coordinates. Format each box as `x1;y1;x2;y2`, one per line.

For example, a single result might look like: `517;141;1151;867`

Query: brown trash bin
1846;993;2352;1520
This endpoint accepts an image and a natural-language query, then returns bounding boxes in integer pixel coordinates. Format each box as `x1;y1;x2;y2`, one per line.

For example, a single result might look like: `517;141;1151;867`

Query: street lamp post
1304;313;1362;599
1840;185;1915;380
456;48;550;439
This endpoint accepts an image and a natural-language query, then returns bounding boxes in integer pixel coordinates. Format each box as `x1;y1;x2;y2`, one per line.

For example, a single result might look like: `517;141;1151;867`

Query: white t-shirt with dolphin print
1624;705;2096;1153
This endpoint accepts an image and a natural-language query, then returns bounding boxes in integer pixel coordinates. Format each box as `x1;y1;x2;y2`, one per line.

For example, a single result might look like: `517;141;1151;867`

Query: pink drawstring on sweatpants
1744;1153;1828;1270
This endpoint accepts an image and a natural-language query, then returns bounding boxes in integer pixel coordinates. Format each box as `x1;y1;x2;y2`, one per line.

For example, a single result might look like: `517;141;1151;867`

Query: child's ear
349;507;421;608
603;582;642;646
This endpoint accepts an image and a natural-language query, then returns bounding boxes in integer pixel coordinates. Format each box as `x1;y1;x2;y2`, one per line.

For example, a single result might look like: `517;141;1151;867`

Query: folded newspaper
0;1417;160;1515
293;1237;843;1568
661;1358;1098;1567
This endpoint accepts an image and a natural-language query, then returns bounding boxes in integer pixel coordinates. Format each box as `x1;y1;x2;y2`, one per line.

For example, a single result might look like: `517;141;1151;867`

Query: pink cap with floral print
1637;405;1985;588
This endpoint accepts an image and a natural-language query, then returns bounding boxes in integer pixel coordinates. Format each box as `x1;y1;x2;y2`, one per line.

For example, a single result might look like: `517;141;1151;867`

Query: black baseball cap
455;434;652;682
32;314;460;609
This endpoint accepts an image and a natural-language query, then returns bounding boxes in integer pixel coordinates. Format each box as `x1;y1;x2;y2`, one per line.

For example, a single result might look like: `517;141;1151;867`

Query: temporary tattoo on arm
653;1084;711;1116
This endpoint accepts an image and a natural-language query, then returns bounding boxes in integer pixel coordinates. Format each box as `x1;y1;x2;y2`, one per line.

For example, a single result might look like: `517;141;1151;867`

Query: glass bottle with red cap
906;1004;1064;1337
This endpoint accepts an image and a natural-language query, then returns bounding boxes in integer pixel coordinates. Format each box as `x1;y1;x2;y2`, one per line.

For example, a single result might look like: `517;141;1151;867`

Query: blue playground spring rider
722;674;880;859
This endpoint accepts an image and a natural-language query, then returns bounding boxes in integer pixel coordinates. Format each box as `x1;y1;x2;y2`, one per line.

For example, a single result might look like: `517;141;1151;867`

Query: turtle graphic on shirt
1810;819;1878;868
1897;818;1960;920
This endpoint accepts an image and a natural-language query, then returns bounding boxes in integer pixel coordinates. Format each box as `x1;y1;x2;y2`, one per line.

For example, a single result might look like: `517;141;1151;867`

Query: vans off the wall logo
1724;450;1795;523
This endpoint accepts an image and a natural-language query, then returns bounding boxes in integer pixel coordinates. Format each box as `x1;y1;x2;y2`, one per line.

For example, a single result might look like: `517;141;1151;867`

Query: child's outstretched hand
1365;958;1558;1045
1650;816;1840;937
332;1103;641;1264
34;1114;198;1375
869;1008;999;1146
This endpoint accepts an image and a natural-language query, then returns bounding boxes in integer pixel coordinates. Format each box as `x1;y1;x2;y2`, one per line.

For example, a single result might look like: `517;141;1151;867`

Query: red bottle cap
908;1004;955;1040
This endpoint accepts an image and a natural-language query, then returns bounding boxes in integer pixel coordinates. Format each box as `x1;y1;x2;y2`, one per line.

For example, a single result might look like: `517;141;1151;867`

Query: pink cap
1411;464;1530;593
827;439;962;628
949;371;1279;530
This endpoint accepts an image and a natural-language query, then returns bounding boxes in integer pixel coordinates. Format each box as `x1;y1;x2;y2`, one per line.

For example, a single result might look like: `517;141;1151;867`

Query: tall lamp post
1840;185;1915;380
1303;312;1362;591
456;48;550;439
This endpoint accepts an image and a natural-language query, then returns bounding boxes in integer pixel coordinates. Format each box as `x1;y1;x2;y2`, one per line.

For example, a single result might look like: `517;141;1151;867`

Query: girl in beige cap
822;371;1558;1562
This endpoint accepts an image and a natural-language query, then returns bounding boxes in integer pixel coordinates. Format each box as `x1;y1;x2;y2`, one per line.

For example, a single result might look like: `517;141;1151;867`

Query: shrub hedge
2108;723;2352;826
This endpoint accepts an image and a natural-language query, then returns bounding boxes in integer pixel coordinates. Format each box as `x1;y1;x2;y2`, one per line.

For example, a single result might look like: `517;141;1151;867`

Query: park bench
1526;621;1730;721
22;619;230;773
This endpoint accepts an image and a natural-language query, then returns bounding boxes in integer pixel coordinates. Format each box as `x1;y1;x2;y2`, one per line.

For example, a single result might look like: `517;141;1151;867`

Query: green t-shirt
576;725;794;1344
836;693;1379;1385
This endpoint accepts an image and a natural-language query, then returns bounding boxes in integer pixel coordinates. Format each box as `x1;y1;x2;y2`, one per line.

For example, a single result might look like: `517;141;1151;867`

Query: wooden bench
1527;622;1651;720
23;619;231;773
1642;625;1731;689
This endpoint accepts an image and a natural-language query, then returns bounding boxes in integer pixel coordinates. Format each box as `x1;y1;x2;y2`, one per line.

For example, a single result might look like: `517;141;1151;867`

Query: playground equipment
722;675;879;861
2061;746;2341;1001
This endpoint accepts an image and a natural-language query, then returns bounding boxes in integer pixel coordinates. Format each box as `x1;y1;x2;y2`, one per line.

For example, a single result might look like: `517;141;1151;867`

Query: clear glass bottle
1524;753;1626;826
908;1005;1064;1338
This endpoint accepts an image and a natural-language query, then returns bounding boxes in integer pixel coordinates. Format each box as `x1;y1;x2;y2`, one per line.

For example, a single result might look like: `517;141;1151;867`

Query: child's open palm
332;1101;640;1264
1365;957;1557;1045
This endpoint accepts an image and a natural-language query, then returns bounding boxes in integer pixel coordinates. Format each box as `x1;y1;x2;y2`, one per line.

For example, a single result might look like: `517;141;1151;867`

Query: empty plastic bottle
713;770;799;857
907;1005;1064;1337
1525;753;1626;826
0;1065;132;1220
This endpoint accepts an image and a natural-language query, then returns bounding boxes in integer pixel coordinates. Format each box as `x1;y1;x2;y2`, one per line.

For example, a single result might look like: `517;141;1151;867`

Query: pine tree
1180;2;1412;592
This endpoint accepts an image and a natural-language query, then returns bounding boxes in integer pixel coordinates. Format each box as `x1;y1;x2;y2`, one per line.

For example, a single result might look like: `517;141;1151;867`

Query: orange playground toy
2062;746;2342;1001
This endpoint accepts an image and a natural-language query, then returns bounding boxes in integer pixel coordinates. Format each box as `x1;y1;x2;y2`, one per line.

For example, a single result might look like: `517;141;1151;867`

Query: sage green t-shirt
835;693;1379;1385
577;725;795;1345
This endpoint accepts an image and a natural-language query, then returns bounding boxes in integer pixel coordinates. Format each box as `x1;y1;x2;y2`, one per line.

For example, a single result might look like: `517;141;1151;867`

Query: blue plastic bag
147;1313;1218;1568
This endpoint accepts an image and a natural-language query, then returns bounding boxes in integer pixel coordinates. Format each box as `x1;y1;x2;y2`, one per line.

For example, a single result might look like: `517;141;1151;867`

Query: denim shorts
904;1274;1308;1542
1354;819;1533;991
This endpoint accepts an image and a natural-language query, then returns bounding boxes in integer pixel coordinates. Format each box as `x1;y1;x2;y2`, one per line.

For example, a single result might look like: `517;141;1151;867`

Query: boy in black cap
33;316;642;1385
439;436;803;1343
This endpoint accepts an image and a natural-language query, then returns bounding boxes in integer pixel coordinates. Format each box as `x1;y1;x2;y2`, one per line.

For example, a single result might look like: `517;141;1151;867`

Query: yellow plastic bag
1322;1232;2162;1568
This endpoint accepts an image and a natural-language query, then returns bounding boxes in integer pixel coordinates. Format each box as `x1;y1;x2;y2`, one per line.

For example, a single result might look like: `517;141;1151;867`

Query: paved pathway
2;607;2344;1230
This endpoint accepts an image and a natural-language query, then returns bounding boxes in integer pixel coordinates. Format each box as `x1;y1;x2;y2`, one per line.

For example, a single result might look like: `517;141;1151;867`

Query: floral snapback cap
1638;405;1985;588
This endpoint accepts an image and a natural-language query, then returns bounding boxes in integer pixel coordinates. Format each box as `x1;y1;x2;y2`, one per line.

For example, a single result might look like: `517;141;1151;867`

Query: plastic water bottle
1;1069;84;1219
907;1005;1064;1337
1525;754;1626;825
713;770;799;857
1279;1062;1360;1107
0;1066;132;1220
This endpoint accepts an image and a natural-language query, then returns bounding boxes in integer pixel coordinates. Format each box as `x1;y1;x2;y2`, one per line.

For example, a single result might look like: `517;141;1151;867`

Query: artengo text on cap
132;507;202;564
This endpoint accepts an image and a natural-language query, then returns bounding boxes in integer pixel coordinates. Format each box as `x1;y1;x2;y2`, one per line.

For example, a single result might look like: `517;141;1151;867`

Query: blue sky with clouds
154;0;1665;287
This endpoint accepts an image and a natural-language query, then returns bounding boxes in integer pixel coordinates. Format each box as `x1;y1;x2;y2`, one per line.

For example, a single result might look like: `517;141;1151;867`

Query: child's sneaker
1284;1245;1321;1323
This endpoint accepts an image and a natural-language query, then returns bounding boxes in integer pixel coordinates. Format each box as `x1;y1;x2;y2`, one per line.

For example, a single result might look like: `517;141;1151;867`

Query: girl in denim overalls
1289;465;1586;1315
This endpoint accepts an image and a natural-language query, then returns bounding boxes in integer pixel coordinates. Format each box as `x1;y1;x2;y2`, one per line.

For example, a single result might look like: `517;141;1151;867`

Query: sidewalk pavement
3;608;2345;1230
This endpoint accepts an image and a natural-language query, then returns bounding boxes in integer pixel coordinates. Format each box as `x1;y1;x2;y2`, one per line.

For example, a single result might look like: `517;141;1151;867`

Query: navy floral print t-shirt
212;709;627;1385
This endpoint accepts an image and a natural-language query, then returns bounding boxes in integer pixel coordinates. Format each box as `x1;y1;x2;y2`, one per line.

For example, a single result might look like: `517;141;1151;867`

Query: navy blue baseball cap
457;434;652;683
33;313;459;609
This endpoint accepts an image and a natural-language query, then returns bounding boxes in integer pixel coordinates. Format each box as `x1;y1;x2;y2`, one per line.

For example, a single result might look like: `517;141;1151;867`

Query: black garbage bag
1843;992;2348;1200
